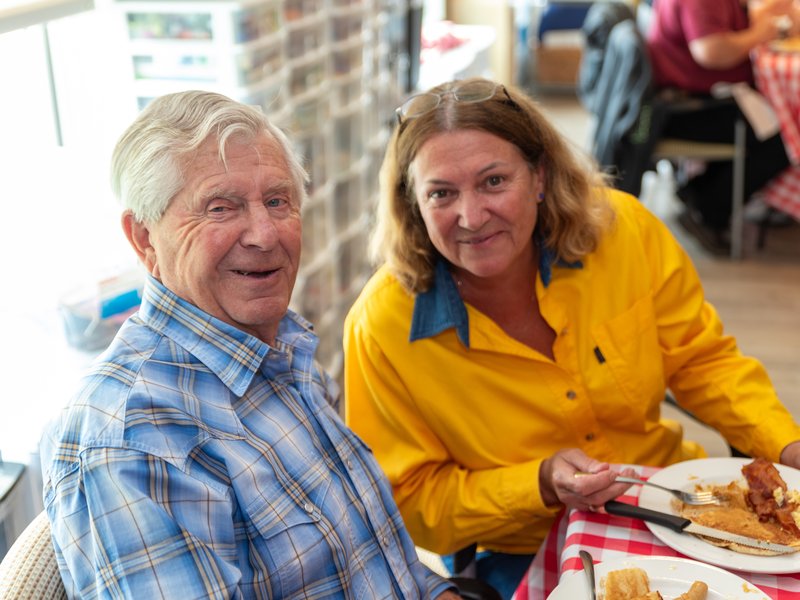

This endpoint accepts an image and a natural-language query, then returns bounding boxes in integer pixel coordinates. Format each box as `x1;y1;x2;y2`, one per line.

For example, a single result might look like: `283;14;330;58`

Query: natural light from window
0;0;139;465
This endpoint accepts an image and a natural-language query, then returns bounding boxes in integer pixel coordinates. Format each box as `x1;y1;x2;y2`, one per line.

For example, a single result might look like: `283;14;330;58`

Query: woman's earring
537;193;545;202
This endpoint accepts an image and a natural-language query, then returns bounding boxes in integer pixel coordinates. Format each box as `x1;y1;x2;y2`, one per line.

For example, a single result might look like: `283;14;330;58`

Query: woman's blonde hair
371;77;614;294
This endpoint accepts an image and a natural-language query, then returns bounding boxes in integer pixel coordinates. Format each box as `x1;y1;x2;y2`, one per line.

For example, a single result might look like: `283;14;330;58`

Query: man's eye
266;197;287;208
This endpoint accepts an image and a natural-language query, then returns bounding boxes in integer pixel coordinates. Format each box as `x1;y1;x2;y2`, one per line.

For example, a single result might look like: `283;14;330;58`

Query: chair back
578;9;748;258
0;511;66;600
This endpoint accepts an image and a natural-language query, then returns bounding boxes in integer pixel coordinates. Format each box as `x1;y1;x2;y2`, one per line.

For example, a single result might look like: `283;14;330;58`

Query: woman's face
410;129;544;282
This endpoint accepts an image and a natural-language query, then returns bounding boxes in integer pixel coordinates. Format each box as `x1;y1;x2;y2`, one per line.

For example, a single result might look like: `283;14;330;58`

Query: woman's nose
457;195;489;230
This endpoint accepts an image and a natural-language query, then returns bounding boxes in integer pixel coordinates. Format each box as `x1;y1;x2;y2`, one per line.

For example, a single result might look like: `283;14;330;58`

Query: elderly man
39;91;462;599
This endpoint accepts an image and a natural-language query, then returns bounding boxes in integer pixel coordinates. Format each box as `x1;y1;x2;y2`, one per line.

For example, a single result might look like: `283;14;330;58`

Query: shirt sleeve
45;446;243;599
679;0;740;43
429;576;460;599
633;199;800;461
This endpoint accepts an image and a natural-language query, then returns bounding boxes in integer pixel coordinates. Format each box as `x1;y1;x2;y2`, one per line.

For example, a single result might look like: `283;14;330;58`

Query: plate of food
769;36;800;52
545;555;768;599
637;457;800;574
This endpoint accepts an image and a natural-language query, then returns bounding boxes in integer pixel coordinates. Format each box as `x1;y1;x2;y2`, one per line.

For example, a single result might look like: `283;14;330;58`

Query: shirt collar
409;237;582;347
138;275;316;397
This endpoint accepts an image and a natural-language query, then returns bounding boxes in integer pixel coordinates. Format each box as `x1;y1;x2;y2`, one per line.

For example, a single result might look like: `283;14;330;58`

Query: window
0;0;136;464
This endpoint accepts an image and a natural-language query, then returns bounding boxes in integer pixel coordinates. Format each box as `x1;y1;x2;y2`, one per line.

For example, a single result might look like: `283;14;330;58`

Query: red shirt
647;0;753;93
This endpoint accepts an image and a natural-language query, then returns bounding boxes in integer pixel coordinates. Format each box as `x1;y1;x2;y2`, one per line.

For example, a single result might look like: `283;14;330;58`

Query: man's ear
122;211;157;275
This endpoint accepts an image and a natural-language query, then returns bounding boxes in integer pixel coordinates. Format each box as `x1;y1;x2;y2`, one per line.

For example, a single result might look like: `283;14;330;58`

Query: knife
604;500;799;554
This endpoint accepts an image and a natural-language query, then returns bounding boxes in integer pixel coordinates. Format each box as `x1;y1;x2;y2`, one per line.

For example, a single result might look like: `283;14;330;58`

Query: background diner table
513;465;800;599
751;41;800;221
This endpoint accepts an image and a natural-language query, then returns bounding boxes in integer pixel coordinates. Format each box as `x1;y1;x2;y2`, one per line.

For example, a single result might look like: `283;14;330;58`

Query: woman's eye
427;189;452;202
486;175;505;188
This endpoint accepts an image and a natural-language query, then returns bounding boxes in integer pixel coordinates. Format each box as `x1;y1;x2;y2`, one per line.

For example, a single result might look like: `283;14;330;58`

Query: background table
752;44;800;220
514;465;800;599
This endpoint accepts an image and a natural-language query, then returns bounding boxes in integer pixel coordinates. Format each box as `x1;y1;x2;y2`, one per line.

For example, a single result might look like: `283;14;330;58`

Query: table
752;44;800;220
417;23;496;92
514;465;800;599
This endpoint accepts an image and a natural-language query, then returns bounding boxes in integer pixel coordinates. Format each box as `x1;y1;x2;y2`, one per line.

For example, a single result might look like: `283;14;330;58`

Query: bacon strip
742;457;800;536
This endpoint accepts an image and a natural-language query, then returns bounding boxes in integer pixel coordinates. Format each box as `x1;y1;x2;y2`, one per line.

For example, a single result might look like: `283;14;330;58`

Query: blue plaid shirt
40;277;452;599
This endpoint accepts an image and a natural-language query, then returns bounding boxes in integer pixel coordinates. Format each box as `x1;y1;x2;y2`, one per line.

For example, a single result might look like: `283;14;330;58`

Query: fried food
676;581;708;600
742;457;800;536
677;458;800;556
601;567;704;599
771;37;800;52
602;567;650;600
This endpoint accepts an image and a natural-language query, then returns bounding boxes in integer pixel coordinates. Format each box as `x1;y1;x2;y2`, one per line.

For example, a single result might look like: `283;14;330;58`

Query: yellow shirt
343;189;800;555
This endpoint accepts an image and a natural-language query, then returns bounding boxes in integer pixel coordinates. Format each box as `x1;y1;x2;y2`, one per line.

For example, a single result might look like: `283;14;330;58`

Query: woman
342;77;800;597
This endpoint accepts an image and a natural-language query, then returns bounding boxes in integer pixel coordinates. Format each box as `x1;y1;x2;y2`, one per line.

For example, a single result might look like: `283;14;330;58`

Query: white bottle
654;159;679;219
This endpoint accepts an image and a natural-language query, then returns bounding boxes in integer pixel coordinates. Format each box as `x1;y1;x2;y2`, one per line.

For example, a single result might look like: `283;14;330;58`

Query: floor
533;89;800;458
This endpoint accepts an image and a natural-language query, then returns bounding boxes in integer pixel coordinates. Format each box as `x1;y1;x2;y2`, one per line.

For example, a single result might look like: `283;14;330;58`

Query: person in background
646;0;799;253
342;77;800;598
39;90;461;599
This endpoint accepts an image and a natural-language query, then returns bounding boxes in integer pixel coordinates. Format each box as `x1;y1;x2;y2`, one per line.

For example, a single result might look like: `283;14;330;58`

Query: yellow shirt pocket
590;295;665;431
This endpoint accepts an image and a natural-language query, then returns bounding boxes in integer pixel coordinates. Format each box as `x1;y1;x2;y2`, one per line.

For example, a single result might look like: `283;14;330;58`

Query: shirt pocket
591;294;665;430
243;474;334;593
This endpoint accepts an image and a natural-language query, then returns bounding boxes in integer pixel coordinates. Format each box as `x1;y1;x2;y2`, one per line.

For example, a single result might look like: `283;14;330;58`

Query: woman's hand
539;448;636;512
779;440;800;468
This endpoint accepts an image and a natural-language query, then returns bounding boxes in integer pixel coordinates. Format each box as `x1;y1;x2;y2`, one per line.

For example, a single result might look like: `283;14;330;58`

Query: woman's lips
460;231;499;245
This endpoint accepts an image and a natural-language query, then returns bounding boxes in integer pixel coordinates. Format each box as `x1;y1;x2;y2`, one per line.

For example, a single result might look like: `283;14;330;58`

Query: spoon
579;549;597;600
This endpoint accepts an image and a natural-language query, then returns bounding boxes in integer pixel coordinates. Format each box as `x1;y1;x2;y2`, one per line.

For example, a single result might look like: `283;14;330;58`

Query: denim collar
409;238;582;347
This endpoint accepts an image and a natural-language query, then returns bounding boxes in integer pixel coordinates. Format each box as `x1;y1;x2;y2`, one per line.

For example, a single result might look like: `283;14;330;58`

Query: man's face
130;133;302;344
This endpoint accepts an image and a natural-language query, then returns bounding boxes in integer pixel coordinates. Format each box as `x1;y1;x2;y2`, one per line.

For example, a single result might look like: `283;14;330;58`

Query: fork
614;475;718;505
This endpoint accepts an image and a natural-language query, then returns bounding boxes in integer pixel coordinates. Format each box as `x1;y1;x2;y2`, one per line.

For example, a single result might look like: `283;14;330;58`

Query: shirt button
566;390;577;400
381;535;389;546
585;433;595;441
346;459;354;469
561;328;568;335
303;502;314;514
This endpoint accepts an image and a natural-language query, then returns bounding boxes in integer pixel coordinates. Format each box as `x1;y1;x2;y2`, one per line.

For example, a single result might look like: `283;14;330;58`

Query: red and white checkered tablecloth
513;465;800;600
752;45;800;220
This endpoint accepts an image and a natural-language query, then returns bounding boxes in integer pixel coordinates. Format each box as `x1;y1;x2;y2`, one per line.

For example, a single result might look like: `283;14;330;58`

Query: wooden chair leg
757;208;774;249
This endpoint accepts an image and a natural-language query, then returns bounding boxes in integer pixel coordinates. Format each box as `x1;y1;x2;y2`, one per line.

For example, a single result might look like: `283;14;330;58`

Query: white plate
546;555;769;599
638;457;800;574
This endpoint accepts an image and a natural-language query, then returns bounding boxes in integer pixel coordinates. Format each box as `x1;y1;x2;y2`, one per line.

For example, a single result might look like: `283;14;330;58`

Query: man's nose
241;208;279;249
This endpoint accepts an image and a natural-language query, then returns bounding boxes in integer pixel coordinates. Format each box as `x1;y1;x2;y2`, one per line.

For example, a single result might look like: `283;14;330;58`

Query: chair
0;511;66;600
536;2;593;43
579;4;747;259
417;545;502;600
